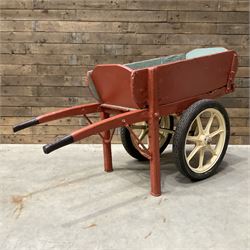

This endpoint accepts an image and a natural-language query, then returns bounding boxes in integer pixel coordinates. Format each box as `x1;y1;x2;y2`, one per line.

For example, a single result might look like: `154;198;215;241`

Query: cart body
89;48;236;110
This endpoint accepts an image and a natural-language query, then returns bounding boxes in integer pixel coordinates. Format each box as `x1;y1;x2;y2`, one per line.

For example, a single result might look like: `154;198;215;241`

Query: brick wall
0;0;249;144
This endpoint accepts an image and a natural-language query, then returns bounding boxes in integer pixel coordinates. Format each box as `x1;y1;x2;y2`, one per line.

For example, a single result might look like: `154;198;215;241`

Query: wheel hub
204;136;212;144
198;135;212;146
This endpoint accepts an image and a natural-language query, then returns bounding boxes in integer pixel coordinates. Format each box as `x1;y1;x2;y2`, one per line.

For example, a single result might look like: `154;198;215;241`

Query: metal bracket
226;53;237;92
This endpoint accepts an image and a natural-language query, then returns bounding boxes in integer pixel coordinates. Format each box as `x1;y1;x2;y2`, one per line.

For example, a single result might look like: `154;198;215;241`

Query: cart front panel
91;64;141;109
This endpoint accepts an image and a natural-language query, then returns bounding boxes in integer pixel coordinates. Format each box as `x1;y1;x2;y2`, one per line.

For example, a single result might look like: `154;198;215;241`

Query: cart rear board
13;47;238;196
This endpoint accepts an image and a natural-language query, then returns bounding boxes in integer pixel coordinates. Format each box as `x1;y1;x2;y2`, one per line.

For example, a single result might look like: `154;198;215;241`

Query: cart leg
148;116;161;196
147;68;161;196
101;112;113;172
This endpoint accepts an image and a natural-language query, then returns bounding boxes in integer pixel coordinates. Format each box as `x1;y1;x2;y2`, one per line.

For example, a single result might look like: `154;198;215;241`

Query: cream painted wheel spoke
159;131;164;138
205;113;215;134
209;129;224;138
206;145;217;156
196;115;204;134
139;128;149;141
187;145;203;162
159;127;168;133
186;136;200;143
130;125;147;130
199;148;205;168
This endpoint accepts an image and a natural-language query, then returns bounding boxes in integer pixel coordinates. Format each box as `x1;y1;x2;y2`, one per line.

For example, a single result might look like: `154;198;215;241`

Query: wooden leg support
148;115;161;196
147;68;161;196
101;112;113;172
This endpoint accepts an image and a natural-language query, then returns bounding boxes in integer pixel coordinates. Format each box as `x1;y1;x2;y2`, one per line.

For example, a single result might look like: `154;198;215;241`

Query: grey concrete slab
0;144;249;250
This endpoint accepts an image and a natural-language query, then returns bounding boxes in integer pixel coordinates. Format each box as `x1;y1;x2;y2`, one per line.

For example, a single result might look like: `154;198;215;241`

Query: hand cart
13;47;238;196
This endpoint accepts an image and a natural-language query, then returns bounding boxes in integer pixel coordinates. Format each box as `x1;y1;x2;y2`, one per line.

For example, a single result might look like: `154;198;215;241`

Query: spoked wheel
173;99;230;181
121;116;174;161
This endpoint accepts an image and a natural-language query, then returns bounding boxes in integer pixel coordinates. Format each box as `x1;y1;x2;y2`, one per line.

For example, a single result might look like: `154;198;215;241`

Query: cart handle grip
43;135;74;154
13;118;39;132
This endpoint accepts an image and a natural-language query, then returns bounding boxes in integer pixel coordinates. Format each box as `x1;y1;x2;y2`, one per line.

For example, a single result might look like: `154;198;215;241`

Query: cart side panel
91;64;140;109
156;51;236;105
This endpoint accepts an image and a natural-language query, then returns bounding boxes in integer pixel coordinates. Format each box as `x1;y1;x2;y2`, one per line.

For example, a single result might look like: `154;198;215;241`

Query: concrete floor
0;144;249;250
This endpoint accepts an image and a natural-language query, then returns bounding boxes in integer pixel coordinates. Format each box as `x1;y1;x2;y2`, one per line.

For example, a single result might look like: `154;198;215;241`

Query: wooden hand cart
13;47;238;196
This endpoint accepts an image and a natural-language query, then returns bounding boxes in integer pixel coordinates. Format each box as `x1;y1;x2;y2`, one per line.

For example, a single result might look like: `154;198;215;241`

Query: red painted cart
13;47;238;196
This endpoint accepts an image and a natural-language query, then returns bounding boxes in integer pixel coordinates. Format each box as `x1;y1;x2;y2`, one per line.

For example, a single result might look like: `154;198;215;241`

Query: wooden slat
167;11;249;23
0;9;168;22
2;32;248;47
0;107;32;117
0;21;33;31
237;67;250;78
218;98;249;108
26;43;104;55
0;54;79;65
127;0;220;11
122;45;248;56
0;31;75;43
0;10;76;21
165;34;249;46
1;86;37;96
238;57;249;67
4;43;248;57
230;118;249;127
0;76;85;86
35;21;129;33
36;65;88;76
0;0;33;9
229;136;249;145
33;0;127;10
235;78;249;88
125;0;247;12
218;1;249;12
224;88;249;98
0;65;37;75
0;96;94;107
30;107;97;117
128;23;248;34
217;24;249;35
1;0;248;11
0;43;26;54
0;86;91;97
0;116;94;126
226;108;249;118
